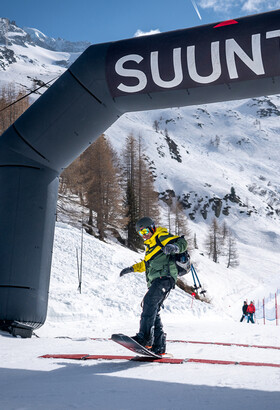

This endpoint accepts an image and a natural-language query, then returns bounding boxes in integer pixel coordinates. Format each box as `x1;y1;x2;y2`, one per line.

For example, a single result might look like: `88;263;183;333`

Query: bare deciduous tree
194;233;198;249
226;230;239;268
0;84;30;134
153;120;160;133
123;133;159;249
59;135;126;240
205;218;222;263
80;135;125;240
205;218;239;268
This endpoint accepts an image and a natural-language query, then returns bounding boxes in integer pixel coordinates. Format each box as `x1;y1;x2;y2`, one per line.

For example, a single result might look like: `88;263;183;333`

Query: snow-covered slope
104;97;280;298
1;16;279;318
1;221;280;410
1;16;279;315
0;18;90;92
1;19;280;408
106;97;280;225
46;221;279;332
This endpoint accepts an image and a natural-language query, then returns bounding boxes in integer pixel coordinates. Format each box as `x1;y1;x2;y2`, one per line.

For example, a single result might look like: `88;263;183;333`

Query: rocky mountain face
1;17;280;232
105;96;280;228
0;17;90;52
23;26;91;53
0;18;90;88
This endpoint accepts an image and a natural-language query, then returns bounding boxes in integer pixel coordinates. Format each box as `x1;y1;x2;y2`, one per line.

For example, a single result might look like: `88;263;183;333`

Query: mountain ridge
1;18;280;256
0;17;91;52
0;17;90;90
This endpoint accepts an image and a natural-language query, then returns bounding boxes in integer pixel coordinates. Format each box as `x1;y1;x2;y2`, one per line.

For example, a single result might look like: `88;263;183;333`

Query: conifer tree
60;135;125;240
226;230;239;268
167;197;192;249
205;218;222;263
122;134;159;249
79;135;125;240
0;84;30;134
60;158;83;199
220;220;229;245
194;233;198;249
153;119;159;133
123;134;141;249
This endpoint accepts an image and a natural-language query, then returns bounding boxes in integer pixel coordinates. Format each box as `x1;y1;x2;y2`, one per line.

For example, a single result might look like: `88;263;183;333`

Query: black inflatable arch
1;9;280;328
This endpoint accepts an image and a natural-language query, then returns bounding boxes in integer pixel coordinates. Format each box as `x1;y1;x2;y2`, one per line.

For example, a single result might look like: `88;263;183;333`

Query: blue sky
2;0;280;44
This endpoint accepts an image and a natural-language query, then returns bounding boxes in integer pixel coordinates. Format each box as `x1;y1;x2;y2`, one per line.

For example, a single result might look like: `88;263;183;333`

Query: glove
162;244;180;255
120;266;134;277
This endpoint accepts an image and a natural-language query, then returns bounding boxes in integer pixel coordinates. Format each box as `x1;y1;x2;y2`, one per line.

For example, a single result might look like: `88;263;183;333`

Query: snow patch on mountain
0;18;89;91
105;96;280;226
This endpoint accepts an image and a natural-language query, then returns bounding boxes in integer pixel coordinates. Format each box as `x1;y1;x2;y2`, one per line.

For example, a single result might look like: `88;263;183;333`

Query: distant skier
247;301;255;323
119;216;187;355
240;301;248;322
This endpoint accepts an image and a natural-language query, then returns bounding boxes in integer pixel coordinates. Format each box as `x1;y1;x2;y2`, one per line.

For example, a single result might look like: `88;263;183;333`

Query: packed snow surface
1;222;280;410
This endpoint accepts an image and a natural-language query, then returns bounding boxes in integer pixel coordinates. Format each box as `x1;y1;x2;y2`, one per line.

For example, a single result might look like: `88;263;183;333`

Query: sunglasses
138;228;150;237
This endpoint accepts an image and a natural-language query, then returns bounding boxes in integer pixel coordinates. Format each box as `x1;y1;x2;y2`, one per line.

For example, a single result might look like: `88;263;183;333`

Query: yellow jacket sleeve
132;260;146;272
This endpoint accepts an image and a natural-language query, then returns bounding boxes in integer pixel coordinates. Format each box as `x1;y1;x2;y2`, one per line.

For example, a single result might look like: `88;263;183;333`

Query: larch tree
66;135;125;240
78;135;125;240
123;133;159;250
205;217;222;263
0;84;30;134
226;230;239;268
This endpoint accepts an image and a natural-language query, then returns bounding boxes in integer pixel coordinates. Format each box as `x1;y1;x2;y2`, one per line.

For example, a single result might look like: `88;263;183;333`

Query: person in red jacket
247;301;255;323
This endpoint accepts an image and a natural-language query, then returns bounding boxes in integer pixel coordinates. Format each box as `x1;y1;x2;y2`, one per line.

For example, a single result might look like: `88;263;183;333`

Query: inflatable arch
1;9;280;329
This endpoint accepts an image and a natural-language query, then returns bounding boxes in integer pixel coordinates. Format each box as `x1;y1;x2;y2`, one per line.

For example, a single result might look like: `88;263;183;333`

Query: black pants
137;276;174;354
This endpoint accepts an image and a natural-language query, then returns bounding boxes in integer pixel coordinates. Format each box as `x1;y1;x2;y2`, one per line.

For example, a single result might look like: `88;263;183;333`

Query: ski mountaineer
119;216;187;355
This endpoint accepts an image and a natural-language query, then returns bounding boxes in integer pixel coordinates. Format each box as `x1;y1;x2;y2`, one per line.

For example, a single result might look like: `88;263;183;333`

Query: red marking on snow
168;340;280;350
214;20;238;28
91;337;280;350
186;358;280;368
39;354;183;363
187;358;237;365
40;354;90;359
132;356;184;364
40;354;134;360
239;361;280;368
86;355;135;360
40;354;280;367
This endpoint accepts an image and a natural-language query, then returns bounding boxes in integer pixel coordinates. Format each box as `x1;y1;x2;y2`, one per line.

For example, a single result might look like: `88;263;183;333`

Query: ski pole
191;264;207;295
191;264;202;288
191;264;200;290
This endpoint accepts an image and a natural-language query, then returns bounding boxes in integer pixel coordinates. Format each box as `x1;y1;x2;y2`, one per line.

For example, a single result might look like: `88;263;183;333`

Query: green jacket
132;226;187;287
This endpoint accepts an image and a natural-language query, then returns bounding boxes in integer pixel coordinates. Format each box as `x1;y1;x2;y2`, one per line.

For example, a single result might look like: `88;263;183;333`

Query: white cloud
134;29;161;37
242;0;280;12
198;0;280;13
198;0;234;12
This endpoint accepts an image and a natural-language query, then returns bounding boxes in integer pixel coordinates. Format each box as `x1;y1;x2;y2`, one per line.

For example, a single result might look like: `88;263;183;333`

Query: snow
1;222;280;410
1;18;280;410
0;20;88;94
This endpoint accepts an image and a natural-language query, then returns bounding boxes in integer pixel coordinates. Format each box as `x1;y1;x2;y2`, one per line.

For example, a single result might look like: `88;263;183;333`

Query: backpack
156;235;191;276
